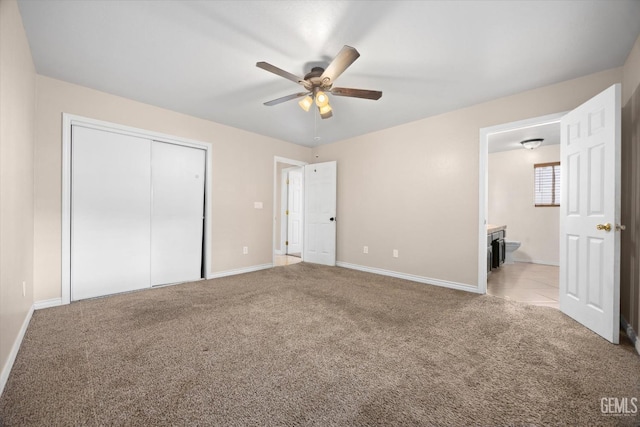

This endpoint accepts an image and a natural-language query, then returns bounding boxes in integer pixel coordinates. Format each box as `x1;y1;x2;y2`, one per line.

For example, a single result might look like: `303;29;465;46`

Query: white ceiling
488;122;560;153
17;0;640;147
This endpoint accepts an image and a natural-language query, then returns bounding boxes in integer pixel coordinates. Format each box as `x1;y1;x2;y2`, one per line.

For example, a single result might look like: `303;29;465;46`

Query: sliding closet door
71;126;152;300
151;141;206;286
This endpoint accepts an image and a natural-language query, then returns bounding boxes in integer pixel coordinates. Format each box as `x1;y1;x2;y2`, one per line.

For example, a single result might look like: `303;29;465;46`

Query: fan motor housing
304;67;331;90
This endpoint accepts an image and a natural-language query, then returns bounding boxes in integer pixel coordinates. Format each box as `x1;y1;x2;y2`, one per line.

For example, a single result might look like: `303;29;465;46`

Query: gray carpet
1;263;639;426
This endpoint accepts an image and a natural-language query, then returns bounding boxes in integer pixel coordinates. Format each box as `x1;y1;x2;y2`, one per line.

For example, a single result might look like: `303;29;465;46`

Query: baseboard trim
0;304;34;396
336;262;482;294
513;258;560;267
208;263;273;279
621;316;640;356
34;298;63;310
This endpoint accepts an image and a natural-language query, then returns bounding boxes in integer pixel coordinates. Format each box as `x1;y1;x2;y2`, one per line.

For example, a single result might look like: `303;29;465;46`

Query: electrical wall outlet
243;246;248;255
393;249;399;258
363;246;369;254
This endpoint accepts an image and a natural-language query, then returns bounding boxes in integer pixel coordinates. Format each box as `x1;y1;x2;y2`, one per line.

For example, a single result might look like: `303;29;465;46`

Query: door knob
329;217;335;222
596;223;611;232
616;224;626;231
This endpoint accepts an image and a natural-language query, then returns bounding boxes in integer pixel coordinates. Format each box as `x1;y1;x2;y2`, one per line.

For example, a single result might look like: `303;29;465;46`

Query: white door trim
62;113;213;304
477;112;567;293
272;156;307;264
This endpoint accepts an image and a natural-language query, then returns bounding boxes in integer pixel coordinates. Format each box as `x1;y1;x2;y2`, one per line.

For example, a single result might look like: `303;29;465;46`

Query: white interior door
151;141;206;286
71;126;152;300
287;169;303;255
304;161;337;266
559;84;621;343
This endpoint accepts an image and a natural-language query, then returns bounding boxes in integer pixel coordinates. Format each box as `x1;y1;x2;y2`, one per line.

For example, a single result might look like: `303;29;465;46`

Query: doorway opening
273;156;307;267
281;166;304;259
478;112;565;308
480;85;622;344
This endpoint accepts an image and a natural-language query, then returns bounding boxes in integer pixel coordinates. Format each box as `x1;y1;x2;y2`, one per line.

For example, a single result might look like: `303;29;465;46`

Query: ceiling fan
256;45;382;119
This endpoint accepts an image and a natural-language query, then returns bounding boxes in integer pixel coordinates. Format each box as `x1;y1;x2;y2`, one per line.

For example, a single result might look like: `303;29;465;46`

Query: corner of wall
0;305;34;396
620;32;640;337
0;0;37;398
623;33;640;105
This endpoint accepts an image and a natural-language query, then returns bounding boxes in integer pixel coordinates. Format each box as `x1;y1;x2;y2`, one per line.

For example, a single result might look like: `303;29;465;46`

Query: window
534;162;560;207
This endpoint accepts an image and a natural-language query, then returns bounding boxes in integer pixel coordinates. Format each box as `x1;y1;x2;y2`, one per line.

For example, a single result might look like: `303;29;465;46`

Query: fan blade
320;45;360;85
263;92;310;106
330;87;382;100
256;62;306;86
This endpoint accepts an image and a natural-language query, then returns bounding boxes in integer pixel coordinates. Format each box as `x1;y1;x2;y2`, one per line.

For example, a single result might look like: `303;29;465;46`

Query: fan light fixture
299;91;333;117
319;104;332;115
315;91;329;107
298;96;313;112
319;103;333;119
521;138;543;150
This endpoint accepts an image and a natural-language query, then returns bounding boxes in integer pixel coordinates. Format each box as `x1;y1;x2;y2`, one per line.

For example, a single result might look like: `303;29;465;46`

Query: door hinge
286;210;289;215
286;179;289;185
285;241;288;246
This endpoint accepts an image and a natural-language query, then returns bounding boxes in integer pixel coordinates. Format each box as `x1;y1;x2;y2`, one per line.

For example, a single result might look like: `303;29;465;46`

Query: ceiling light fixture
521;138;543;150
315;90;329;107
319;103;333;119
299;90;333;118
298;95;313;112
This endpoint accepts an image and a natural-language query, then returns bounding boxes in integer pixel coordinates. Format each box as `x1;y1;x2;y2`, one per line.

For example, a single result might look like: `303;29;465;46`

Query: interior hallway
488;262;559;309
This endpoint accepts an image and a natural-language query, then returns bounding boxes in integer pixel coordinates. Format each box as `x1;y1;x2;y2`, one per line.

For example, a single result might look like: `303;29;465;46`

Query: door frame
273;156;308;264
477;111;567;293
61;113;213;304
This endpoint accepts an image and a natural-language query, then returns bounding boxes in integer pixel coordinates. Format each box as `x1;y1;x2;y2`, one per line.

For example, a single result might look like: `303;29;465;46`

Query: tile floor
274;254;303;267
487;261;559;309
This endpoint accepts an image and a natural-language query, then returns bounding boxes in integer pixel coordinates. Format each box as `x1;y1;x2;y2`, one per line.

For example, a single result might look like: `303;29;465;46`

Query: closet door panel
151;141;205;286
71;126;152;300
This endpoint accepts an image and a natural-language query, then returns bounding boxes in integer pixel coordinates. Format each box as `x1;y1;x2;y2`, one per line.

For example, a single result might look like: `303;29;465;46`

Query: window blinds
534;162;560;206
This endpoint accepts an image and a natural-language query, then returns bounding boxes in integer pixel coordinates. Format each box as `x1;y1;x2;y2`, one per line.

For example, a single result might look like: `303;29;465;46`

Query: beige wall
33;76;312;302
621;33;640;335
0;0;36;387
488;145;560;265
313;68;622;288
